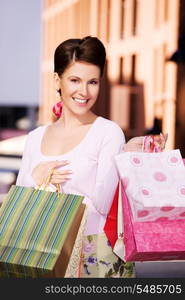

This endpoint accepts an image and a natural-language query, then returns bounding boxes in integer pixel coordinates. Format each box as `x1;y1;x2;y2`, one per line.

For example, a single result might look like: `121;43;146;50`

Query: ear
53;72;61;91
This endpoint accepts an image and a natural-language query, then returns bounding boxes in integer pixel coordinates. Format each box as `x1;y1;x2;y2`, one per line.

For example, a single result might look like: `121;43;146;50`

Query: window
120;0;125;39
119;57;124;84
130;54;136;85
132;0;138;35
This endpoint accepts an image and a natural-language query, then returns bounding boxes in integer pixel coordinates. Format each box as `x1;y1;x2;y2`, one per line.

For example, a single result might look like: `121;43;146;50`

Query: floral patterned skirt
79;233;135;278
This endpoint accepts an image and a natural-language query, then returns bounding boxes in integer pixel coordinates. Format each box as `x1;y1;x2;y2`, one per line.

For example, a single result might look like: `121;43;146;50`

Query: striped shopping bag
0;185;85;278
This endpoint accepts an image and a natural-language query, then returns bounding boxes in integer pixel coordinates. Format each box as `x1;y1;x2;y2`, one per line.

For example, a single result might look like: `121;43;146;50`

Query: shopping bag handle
35;168;61;197
117;181;124;239
113;181;125;261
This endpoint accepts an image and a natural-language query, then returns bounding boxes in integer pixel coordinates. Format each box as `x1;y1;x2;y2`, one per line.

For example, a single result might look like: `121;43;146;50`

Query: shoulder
97;117;125;141
27;124;48;141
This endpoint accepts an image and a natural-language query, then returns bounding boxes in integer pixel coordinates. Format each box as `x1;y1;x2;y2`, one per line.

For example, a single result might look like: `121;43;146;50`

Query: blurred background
0;0;185;199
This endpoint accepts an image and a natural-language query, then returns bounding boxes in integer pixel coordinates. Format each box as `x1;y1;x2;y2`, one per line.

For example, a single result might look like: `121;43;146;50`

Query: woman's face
55;61;101;116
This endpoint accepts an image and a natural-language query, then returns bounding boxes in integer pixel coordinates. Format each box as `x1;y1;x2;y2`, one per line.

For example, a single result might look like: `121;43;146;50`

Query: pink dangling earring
52;90;63;118
52;101;63;118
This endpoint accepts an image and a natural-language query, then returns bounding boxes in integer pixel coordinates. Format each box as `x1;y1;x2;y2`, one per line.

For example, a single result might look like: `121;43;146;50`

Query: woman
15;36;152;278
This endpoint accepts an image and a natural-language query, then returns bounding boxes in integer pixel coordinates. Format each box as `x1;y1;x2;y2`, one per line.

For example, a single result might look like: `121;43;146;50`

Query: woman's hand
153;133;168;151
123;133;168;152
31;160;72;186
123;136;144;152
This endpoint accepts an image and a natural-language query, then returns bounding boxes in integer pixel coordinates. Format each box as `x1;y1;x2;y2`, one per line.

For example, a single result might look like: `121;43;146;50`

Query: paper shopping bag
105;180;185;262
105;154;185;262
104;182;125;260
111;182;125;260
0;185;85;278
114;149;185;222
103;183;119;249
104;181;126;260
121;181;185;261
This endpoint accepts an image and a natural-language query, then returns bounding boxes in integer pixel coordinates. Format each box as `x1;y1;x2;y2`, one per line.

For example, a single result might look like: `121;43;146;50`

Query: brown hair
54;36;106;77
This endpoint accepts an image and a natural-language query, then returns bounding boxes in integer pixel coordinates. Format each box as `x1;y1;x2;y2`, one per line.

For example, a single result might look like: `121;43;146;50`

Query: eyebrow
68;76;100;81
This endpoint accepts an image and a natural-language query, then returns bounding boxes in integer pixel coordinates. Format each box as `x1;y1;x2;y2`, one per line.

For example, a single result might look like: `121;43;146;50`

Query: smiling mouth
72;97;89;104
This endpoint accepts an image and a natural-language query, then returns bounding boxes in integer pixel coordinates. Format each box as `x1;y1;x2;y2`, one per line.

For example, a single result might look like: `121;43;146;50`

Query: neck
57;109;97;129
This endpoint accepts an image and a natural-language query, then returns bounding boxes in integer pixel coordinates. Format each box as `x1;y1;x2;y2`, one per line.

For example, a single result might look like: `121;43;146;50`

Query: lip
72;97;89;106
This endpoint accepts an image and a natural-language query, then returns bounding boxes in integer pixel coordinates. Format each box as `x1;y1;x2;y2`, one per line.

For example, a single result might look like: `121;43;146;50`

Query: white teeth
73;97;88;104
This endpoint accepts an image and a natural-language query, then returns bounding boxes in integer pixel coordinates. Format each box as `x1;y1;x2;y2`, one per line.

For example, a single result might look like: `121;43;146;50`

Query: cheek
90;86;100;98
61;84;76;98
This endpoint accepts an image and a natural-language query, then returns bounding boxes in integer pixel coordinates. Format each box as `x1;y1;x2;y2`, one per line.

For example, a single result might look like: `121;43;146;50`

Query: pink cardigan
16;116;125;236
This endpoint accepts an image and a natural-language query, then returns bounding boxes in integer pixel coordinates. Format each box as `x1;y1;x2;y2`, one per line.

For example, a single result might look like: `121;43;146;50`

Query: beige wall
40;0;180;149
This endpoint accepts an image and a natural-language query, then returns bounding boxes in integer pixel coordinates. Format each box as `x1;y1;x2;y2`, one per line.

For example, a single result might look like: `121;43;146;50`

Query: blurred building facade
39;0;184;153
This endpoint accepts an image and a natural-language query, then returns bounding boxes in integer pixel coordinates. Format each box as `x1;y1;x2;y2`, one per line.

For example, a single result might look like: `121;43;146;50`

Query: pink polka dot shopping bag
112;149;185;261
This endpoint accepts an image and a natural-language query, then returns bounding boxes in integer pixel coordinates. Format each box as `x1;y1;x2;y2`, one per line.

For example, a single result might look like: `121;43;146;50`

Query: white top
16;116;125;236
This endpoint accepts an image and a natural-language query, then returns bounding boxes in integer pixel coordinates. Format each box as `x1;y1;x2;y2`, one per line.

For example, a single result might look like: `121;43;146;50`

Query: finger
51;173;72;179
164;133;168;142
51;172;72;180
136;137;145;145
50;177;71;184
48;160;70;169
160;133;168;141
129;136;143;143
46;162;70;175
52;169;73;175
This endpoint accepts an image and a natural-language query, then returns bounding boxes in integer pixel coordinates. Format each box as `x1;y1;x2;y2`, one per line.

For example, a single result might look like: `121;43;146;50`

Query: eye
89;80;98;85
70;78;79;83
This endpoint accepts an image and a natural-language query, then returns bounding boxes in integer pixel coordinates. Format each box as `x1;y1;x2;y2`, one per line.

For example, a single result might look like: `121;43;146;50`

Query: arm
84;125;125;216
16;133;36;187
16;131;74;188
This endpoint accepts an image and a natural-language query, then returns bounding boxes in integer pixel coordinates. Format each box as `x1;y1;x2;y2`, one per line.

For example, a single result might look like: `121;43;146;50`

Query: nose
78;83;88;97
